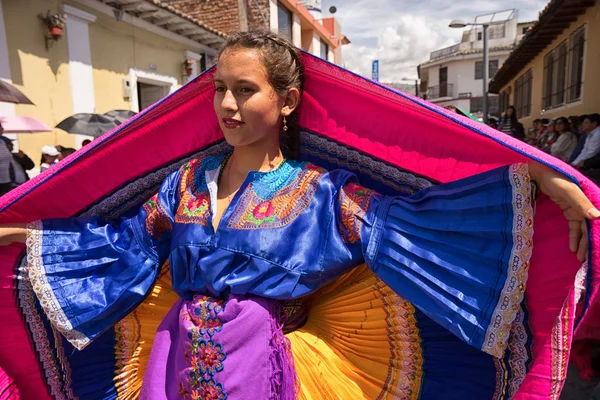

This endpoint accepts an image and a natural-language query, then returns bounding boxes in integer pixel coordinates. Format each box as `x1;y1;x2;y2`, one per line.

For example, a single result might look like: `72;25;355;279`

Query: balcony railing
426;84;454;99
430;44;460;60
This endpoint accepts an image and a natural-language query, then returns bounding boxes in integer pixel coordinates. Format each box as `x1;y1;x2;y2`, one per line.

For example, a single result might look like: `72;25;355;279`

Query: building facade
418;10;533;119
0;0;224;173
490;0;599;128
166;0;349;64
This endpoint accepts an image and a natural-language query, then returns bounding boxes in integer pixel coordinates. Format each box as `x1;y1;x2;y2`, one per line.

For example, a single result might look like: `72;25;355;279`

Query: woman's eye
215;86;226;93
240;87;254;93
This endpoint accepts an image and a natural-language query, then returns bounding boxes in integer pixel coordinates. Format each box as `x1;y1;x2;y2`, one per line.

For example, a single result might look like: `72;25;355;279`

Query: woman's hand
529;161;600;261
0;223;27;246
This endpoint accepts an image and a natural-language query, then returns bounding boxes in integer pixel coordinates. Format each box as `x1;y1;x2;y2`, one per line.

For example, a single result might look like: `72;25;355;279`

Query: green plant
41;10;66;28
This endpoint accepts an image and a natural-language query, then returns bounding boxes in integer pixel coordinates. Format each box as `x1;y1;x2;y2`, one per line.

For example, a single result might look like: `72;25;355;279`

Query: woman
0;32;599;399
498;105;523;139
39;145;59;172
551;117;578;162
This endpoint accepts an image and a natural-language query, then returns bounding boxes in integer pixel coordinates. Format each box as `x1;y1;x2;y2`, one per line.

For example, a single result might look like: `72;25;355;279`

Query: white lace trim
481;163;534;358
26;220;90;350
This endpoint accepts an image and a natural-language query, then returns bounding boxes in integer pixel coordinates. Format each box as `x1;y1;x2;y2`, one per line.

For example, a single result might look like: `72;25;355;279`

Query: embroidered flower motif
179;382;190;397
181;296;228;399
199;379;228;400
246;201;275;225
196;340;226;376
183;195;209;217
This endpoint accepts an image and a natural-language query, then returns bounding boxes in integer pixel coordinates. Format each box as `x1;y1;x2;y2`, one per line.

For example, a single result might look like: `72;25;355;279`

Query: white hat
41;145;59;156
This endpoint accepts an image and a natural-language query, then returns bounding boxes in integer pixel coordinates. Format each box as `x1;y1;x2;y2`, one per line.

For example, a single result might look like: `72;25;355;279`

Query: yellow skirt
112;263;424;400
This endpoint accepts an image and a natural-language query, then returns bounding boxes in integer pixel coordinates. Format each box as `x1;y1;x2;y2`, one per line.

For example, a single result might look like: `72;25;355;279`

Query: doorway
137;82;169;111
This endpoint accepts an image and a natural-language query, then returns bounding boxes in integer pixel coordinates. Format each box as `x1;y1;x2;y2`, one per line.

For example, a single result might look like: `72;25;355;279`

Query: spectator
0;126;13;196
569;115;581;137
498;106;521;138
572;114;600;167
40;145;59;173
569;115;589;163
550;117;577;162
58;147;76;161
538;120;558;152
526;119;541;143
0;136;34;185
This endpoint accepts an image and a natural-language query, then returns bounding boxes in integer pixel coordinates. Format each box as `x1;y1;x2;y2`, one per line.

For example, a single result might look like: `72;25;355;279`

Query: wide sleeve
330;164;534;359
25;168;181;350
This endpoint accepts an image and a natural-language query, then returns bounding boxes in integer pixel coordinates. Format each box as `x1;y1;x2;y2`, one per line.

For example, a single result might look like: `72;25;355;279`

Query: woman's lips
222;118;244;129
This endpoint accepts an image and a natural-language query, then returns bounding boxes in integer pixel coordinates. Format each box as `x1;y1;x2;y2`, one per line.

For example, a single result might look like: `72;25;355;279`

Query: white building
418;10;534;119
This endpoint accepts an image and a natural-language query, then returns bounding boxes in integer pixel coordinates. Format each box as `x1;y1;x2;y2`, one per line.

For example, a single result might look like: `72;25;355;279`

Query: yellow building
489;0;600;128
0;0;225;174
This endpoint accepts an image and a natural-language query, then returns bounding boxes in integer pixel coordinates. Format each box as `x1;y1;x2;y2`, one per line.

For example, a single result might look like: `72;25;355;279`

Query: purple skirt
140;294;297;400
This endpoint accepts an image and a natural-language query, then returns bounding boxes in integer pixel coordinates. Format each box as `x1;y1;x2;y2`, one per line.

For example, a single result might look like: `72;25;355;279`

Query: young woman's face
507;108;514;117
214;48;286;148
556;120;566;133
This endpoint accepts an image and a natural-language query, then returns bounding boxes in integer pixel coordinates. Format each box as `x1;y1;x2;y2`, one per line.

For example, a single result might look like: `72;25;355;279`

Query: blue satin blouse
28;155;533;359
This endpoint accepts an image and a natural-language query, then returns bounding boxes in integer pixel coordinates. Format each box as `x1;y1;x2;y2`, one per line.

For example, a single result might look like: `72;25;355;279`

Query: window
475;60;499;80
277;2;292;40
543;41;568;109
489;96;499;115
470;98;483;114
320;39;328;60
499;90;510;114
477;32;482;41
568;26;585;102
469;97;499;116
514;69;532;118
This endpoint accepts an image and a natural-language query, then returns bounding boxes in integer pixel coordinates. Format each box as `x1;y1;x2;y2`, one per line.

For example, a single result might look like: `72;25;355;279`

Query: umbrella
104;109;137;124
56;113;119;138
455;107;481;122
0;80;34;105
0;116;52;133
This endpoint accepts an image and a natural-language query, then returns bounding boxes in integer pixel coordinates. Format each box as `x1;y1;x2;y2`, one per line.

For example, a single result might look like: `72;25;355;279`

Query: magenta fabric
0;52;598;398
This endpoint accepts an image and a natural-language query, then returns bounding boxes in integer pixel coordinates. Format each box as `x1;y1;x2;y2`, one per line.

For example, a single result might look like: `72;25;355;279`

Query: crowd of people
0;124;92;196
491;106;600;182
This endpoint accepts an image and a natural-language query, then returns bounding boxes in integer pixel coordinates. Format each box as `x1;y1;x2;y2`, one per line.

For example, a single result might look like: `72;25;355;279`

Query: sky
324;0;549;82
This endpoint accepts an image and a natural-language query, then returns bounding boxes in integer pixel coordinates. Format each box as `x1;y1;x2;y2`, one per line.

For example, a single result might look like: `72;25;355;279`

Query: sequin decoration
228;163;325;230
338;182;376;244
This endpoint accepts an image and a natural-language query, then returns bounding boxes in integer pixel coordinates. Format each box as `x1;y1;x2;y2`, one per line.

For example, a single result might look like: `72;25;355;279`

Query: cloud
328;0;548;82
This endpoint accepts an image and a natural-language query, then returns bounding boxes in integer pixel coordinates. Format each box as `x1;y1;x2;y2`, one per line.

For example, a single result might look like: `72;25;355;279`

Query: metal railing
426;84;454;99
430;44;460;60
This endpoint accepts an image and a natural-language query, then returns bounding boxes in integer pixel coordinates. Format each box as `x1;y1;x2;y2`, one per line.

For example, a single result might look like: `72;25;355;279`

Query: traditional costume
0;53;598;400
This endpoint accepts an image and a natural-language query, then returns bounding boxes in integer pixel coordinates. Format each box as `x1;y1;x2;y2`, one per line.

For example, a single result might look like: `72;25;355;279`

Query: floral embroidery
228;163;325;230
247;201;275;225
198;379;227;400
175;158;214;226
338;182;376;244
181;295;228;400
143;194;173;239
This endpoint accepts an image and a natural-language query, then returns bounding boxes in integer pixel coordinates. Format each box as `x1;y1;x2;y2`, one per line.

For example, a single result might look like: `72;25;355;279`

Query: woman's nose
221;90;238;112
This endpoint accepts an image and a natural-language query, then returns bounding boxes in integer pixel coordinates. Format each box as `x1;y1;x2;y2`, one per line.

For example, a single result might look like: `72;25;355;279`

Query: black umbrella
0;80;34;105
56;113;119;138
104;109;137;124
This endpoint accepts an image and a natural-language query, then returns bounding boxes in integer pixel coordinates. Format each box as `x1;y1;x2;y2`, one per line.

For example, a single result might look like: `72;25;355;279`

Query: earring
283;116;288;132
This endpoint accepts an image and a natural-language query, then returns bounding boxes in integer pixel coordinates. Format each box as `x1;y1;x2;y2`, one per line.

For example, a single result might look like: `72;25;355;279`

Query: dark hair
218;31;305;160
555;117;571;132
505;105;518;128
585;113;600;127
